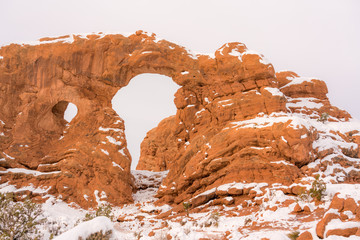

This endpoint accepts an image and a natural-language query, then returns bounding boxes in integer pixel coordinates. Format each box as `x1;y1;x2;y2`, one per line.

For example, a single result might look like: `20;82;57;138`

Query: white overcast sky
1;0;359;168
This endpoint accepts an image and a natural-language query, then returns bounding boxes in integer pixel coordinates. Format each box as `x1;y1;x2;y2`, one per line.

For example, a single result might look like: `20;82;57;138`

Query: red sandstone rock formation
0;31;359;209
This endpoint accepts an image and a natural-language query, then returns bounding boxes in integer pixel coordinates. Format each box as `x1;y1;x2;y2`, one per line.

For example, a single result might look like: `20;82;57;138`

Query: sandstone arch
0;31;355;208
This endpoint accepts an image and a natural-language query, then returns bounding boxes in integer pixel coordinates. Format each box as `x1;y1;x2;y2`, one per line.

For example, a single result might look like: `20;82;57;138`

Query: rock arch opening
111;73;180;169
64;103;78;123
52;101;78;124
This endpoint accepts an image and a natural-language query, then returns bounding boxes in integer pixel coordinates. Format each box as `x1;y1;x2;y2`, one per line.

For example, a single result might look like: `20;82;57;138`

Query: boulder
297;231;313;240
326;227;358;238
329;193;345;212
344;198;358;214
316;213;340;239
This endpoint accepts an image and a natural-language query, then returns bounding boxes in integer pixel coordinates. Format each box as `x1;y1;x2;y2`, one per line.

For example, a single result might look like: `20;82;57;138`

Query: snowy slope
13;167;357;240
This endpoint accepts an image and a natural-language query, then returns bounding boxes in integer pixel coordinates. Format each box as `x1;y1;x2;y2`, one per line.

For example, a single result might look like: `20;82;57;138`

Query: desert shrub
46;218;73;239
134;231;142;240
287;230;300;240
78;230;112;240
183;227;191;235
309;175;326;201
0;192;44;240
180;218;187;226
297;175;326;202
204;211;220;227
244;217;252;226
296;187;311;202
318;112;329;123
182;202;191;217
83;204;114;222
47;221;61;239
155;230;170;240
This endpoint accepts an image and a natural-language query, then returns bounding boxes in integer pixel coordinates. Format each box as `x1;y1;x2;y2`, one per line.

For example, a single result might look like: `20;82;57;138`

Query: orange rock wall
0;31;356;208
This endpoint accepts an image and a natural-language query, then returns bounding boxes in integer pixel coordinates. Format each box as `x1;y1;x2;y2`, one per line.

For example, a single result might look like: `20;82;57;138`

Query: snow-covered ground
0;168;353;240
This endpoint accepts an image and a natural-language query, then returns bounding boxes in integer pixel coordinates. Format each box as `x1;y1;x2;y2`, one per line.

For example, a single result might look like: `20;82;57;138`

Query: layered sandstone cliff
0;31;359;210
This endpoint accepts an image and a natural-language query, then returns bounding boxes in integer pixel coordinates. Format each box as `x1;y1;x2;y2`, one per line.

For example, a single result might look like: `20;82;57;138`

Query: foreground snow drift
1;169;360;239
54;217;113;240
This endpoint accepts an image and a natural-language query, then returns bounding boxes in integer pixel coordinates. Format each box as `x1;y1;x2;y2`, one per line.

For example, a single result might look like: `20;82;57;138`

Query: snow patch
216;182;268;195
0;182;52;194
118;148;126;156
226;48;270;65
326;184;360;201
194;187;216;198
1;32;137;47
242;49;271;65
287;97;323;109
54;216;114;240
99;127;122;132
218;99;233;107
270;160;294;166
195;108;206;117
0;168;61;176
228;48;242;61
325;219;359;233
225;112;360;136
264;87;284;97
140;51;153;55
281;77;320;88
112;161;124;171
2;152;14;159
106;136;122;146
101;149;109;155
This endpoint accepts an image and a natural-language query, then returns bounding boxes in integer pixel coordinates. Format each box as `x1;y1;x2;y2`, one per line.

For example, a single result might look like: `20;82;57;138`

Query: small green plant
0;192;44;240
182;202;191;217
318;112;329;123
296;175;326;202
309;174;326;201
287;230;300;240
83;204;114;222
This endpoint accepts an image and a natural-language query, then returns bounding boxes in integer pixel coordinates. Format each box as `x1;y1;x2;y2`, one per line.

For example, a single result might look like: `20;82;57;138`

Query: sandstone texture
0;31;359;212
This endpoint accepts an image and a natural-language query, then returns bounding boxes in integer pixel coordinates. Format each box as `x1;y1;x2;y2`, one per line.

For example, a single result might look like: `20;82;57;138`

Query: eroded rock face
0;31;358;208
139;72;357;206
